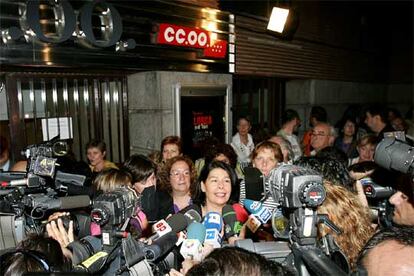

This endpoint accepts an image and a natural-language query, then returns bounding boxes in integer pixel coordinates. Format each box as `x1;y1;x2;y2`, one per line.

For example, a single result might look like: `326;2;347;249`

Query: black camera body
270;165;326;209
236;165;348;276
91;186;139;227
0;137;92;249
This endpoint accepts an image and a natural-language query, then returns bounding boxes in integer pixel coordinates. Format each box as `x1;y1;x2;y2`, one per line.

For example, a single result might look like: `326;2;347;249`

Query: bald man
309;123;336;156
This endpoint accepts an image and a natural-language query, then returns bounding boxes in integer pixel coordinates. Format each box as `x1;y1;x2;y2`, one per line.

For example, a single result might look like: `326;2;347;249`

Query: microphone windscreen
203;212;222;231
60;195;91;209
244;167;264;201
233;203;249;223
184;209;202;224
166;213;188;233
222;205;236;223
243;199;261;214
187;222;206;243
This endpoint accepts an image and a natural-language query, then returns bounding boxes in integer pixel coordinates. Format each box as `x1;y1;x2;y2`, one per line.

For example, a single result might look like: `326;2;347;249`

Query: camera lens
91;207;110;226
67;236;102;265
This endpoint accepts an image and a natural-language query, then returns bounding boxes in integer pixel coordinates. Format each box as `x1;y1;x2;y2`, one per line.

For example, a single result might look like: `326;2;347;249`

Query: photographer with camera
388;173;414;226
293;157;374;270
373;137;414;226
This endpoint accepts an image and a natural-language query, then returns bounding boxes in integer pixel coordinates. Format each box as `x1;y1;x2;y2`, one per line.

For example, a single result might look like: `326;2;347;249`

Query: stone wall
286;79;413;137
127;71;232;155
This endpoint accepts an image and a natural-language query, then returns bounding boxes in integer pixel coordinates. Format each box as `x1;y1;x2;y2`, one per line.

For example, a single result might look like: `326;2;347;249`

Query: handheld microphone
144;231;178;262
222;205;242;238
245;214;262;233
1;175;41;188
203;212;222;248
180;222;205;261
148;213;188;241
243;199;272;224
232;203;249;223
29;195;91;210
183;208;202;224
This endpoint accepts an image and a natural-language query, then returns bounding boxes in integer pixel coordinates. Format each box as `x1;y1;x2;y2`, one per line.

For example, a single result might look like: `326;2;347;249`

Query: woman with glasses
159;155;197;214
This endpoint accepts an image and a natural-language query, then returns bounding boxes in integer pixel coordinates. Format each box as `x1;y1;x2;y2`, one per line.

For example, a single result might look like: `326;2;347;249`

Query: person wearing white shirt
231;117;254;169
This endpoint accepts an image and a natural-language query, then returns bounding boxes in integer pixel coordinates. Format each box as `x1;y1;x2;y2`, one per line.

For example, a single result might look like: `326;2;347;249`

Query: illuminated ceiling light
267;7;290;33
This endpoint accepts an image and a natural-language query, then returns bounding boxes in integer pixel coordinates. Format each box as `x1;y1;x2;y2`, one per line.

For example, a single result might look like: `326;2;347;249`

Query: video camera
69;186;179;276
0;137;92;248
236;165;348;276
375;137;414;175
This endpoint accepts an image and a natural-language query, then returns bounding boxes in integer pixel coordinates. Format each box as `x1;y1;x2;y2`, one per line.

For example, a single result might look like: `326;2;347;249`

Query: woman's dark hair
187;247;295;276
122;154;157;184
294;155;353;191
311;106;327;123
337;116;358;138
205;143;238;169
1;234;70;275
193;160;238;206
282;109;300;125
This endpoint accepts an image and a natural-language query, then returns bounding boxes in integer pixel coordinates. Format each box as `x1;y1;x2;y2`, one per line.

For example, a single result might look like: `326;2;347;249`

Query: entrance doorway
178;86;229;160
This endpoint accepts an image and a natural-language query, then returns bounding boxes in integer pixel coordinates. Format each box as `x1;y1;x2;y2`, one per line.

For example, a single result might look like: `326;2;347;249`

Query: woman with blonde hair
93;168;131;193
317;181;375;270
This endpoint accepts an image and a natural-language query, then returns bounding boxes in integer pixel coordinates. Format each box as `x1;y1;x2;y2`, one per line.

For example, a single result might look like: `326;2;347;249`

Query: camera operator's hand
227;224;247;245
349;169;374;181
46;218;74;259
48;211;70;222
355;180;369;208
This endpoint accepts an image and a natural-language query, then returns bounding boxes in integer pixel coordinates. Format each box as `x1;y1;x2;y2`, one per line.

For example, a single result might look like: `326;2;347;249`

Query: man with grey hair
309;122;336;156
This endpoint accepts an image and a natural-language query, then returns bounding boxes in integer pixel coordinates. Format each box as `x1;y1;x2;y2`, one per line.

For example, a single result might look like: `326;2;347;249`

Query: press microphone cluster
147;208;203;242
148;213;189;242
222;204;242;238
179;222;206;261
203;212;223;248
243;199;272;233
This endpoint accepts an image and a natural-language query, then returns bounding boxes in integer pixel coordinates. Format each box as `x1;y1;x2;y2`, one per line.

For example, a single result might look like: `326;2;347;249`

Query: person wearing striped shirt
239;141;283;212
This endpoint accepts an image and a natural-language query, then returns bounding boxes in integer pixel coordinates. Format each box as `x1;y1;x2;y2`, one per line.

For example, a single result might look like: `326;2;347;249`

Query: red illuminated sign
155;23;227;59
193;114;213;126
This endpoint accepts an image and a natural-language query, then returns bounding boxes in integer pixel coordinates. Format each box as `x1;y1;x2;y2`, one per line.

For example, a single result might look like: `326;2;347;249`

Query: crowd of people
0;103;413;275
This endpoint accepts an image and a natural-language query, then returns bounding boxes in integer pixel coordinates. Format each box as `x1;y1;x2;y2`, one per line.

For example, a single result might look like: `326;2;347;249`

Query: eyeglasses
170;170;190;178
311;132;330;137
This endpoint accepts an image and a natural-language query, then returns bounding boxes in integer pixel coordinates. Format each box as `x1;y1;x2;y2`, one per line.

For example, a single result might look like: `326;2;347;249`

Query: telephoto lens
67;235;103;265
57;213;91;238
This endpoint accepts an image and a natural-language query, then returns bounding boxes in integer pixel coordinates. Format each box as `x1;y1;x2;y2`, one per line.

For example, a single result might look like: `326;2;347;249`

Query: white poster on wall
41;117;73;141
